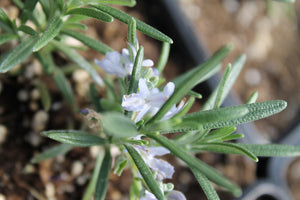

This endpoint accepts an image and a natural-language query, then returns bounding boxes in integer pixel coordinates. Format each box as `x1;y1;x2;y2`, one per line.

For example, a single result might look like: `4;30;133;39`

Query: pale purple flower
95;42;154;78
122;78;176;122
135;146;174;181
140;190;187;200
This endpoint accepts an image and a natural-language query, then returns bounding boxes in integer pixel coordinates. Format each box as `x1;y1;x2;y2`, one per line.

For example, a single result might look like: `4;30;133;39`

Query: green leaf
102;112;138;138
156;42;170;74
239;144;300;157
0;33;17;45
53;67;76;106
146;133;242;197
214;64;232;108
100;99;123;112
12;0;24;9
146;45;232;124
20;0;38;24
89;83;103;112
34;49;55;75
52;40;104;86
183;100;287;130
246;91;258;104
83;149;104;200
171;96;195;119
66;7;113;22
127;46;143;94
127;17;137;61
87;0;136;7
221;133;244;141
201;126;236;143
191;142;258;162
191;169;220;200
38;0;50;18
95;147;111;200
273;0;294;2
92;4;173;43
18;25;37;35
33;15;63;52
113;156;127;176
61;29;112;54
66;15;89;23
202;54;246;111
36;81;51;111
125;144;165;200
145;102;248;134
31;144;72;163
0;35;38;73
42;130;107;147
62;22;88;30
0;8;15;33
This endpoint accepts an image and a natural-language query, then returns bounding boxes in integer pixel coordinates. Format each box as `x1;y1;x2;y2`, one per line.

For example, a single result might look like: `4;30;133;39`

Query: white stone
32;110;49;132
0;193;6;200
0;125;8;144
223;0;240;13
31;89;40;100
45;183;56;199
71;161;84;176
245;68;261;86
72;69;90;83
17;90;29;101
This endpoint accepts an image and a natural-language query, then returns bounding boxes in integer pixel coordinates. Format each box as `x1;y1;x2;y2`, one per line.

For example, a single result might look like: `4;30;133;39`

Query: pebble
72;69;90;83
0;125;8;145
23;164;35;174
0;193;6;200
30;89;40;100
71;161;84;176
236;2;258;27
51;102;62;111
90;146;101;158
179;171;192;184
26;132;42;147
244;68;261;86
32;110;49;132
45;183;56;199
29;101;39;111
17;90;29;102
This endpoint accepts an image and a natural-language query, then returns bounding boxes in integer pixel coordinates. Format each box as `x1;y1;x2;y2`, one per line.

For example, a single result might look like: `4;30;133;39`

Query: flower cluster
95;42;186;200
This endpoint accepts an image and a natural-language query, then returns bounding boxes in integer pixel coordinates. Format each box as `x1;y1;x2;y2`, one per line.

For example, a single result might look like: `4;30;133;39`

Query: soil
0;1;299;200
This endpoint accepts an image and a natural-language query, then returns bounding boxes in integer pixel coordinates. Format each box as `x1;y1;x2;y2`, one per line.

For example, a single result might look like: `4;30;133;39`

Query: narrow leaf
36;81;51;111
146;45;232;124
0;8;15;33
53;67;76;105
191;169;220;200
125;144;165;200
18;25;37;35
52;40;104;86
127;17;137;61
0;33;17;45
62;22;88;30
0;35;38;73
83;149;104;200
214;64;232;108
127;46;143;94
239;144;300;157
20;0;38;24
102;112;138;138
191;142;258;162
42;130;107;147
146;133;242;196
33;15;63;52
157;42;170;74
66;7;113;22
246;91;258;104
61;29;112;54
92;4;173;43
87;0;136;7
202;54;246;111
183;100;287;130
31;144;72;163
201;126;236;143
95;147;111;200
145;102;248;134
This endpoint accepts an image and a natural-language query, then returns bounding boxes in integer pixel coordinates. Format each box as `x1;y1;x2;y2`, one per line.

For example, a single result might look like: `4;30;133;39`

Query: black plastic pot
140;0;300;199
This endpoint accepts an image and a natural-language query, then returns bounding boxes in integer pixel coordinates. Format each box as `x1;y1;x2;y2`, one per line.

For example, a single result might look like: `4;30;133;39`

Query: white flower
135;146;174;181
122;78;183;122
140;190;186;200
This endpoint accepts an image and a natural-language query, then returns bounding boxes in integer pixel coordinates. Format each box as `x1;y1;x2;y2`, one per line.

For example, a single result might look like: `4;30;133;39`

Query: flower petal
166;190;186;200
142;59;154;67
147;147;170;156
